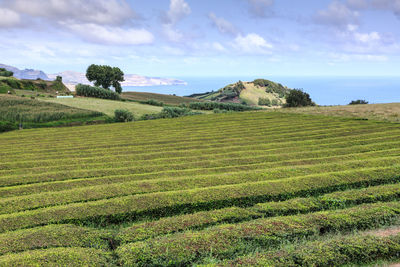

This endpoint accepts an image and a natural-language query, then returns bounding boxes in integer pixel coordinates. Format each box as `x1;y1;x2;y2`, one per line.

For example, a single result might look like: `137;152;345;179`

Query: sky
0;0;400;77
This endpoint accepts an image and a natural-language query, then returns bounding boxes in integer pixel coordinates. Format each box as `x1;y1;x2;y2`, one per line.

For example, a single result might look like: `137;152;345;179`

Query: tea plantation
1;111;400;266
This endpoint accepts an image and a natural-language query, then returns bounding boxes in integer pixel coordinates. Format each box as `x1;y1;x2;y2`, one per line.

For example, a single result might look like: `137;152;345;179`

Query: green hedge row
0;247;114;266
0;166;399;232
116;201;400;266
75;84;120;100
0;224;111;255
220;233;400;266
2;156;400;215
188;102;260;111
116;181;400;244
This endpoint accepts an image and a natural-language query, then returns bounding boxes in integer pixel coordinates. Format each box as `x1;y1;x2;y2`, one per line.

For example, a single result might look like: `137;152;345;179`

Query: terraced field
1;111;400;266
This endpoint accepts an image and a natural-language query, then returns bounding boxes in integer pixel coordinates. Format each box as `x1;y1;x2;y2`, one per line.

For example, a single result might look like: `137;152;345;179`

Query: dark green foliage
140;99;164;106
55;76;62;82
75;84;120;100
188;102;260;111
114;109;134;122
139;107;201;121
0;68;13;77
86;64;124;94
0;121;17;133
349;99;369;105
258;98;271;106
284;89;315;107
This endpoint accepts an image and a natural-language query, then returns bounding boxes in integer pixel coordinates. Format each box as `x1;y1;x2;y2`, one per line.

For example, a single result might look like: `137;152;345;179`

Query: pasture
1;111;400;266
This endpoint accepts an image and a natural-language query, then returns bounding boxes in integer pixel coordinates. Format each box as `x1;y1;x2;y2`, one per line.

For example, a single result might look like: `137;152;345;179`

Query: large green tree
284;89;315;108
86;64;124;94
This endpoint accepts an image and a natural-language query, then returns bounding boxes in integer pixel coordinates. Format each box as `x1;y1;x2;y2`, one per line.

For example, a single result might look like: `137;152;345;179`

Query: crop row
2;156;400;215
116;201;400;266
2;130;399;174
3;147;399;198
2;140;400;188
0;247;113;266
116;181;400;244
0;166;399;232
0;224;111;256
2;119;387;160
216;232;400;267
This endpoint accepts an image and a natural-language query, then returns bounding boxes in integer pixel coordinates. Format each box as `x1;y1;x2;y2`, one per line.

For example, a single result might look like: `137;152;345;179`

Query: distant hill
189;79;291;107
122;91;204;106
48;71;187;90
0;64;50;80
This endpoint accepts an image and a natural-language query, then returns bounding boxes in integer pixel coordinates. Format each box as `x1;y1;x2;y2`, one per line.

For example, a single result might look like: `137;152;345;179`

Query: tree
0;68;13;77
284;89;315;108
349;100;368;105
86;64;124;94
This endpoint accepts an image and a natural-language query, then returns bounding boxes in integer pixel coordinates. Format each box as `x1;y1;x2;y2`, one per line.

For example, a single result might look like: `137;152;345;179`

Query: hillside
276;102;400;123
122;91;203;105
0;76;70;95
190;79;291;106
1;112;400;265
0;64;50;80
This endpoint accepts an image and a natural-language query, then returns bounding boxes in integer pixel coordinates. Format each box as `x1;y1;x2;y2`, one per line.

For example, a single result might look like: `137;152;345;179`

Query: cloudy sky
0;0;400;77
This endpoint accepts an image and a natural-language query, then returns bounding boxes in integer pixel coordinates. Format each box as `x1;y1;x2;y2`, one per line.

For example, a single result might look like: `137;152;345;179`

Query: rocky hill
189;79;291;107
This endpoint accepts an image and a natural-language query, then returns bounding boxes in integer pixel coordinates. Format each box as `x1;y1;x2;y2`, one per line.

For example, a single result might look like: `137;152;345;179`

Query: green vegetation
0;76;69;95
191;79;291;106
0;68;13;77
1;112;400;265
284;89;316;107
86;64;124;94
75;84;121;100
0;95;104;130
114;109;134;122
43;97;163;117
350;99;369;105
122;91;202;106
188;102;260;111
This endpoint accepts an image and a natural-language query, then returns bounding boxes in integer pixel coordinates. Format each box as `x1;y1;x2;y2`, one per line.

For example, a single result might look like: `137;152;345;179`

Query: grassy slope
1;112;400;265
122;91;202;106
240;82;286;106
42;97;163;117
0;76;70;94
276;103;400;123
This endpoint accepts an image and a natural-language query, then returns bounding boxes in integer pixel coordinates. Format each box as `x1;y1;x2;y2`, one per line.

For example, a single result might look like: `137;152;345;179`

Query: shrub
140;99;164;106
75;84;120;100
258;98;271;106
0;68;13;77
114;109;134;122
0;121;17;133
284;89;315;108
349;99;369;105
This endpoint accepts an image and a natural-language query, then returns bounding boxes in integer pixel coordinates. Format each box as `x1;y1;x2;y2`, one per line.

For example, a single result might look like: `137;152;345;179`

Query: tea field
1;111;400;266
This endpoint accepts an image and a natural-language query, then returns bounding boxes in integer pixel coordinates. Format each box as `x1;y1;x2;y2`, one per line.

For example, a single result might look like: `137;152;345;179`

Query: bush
349;99;369;105
0;68;13;77
0;121;17;133
114;109;134;122
258;98;271;106
75;84;120;100
284;89;315;108
140;99;164;107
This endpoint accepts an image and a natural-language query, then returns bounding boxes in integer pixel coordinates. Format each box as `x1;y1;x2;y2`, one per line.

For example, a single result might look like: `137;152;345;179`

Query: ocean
123;76;400;106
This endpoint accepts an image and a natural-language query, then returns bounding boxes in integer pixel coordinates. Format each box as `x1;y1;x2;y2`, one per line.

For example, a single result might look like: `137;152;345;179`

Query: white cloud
354;31;381;43
233;33;273;54
0;8;20;27
330;53;388;62
246;0;274;18
314;1;359;27
212;42;226;52
63;23;154;45
8;0;135;26
162;24;184;43
208;13;238;36
164;0;191;25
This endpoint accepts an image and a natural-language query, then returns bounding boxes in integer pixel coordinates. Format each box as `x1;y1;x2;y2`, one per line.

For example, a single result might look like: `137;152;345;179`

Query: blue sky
0;0;400;77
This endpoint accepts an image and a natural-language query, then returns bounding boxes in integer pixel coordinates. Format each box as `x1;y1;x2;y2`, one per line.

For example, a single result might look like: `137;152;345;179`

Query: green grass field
122;91;203;106
1;111;400;266
42;97;163;117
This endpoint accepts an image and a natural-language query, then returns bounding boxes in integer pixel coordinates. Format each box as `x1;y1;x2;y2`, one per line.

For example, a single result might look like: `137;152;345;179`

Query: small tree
114;109;134;122
86;64;124;94
349;100;368;105
56;76;62;82
284;89;315;108
0;68;13;77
